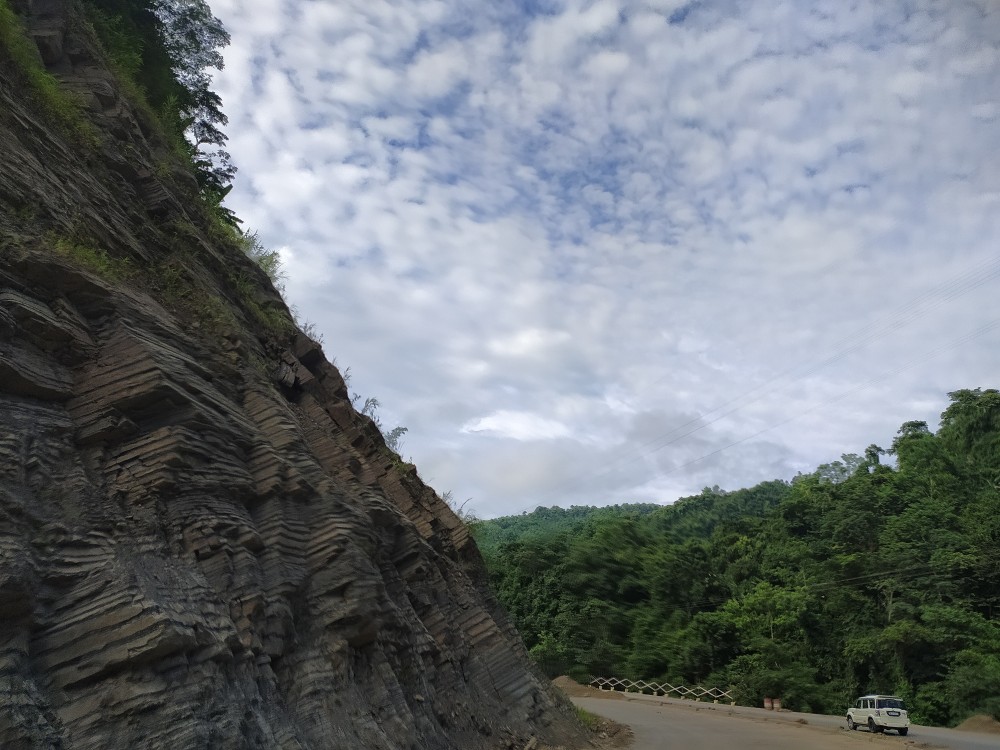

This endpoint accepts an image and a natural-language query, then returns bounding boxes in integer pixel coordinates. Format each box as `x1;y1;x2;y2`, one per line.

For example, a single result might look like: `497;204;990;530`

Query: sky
208;0;1000;519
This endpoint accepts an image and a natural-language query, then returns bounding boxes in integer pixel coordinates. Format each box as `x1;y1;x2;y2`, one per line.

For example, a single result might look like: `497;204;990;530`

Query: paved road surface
572;694;1000;750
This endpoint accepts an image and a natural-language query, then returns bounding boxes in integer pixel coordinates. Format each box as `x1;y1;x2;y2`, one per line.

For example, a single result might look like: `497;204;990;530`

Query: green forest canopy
475;388;1000;727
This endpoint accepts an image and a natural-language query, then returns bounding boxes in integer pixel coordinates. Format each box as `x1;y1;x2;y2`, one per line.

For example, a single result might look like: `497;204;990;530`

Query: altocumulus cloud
210;0;1000;518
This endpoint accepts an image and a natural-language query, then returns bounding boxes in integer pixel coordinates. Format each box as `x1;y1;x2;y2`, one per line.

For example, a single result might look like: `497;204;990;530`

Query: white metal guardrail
589;676;735;704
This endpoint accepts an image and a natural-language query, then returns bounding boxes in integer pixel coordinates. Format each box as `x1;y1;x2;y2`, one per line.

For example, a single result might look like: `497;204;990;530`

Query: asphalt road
572;694;1000;750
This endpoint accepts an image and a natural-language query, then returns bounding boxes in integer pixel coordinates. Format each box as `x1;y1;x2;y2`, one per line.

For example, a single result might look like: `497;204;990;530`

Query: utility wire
604;258;1000;470
515;311;1000;514
534;254;1000;504
657;316;1000;480
675;559;985;614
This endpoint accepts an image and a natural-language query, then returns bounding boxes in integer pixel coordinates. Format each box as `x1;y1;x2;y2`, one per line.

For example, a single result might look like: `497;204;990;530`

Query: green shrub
52;237;132;281
236;231;286;291
81;2;191;165
0;0;97;144
83;3;142;80
228;270;292;335
575;707;602;731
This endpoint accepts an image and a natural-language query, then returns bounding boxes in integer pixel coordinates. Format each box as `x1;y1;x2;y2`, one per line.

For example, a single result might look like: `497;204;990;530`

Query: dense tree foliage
475;504;662;555
84;0;235;204
476;390;1000;726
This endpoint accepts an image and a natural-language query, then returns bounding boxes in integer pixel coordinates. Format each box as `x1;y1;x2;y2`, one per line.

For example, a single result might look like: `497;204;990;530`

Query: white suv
846;695;909;735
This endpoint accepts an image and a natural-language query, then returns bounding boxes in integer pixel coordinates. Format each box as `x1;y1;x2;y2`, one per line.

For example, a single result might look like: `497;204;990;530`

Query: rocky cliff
0;2;585;748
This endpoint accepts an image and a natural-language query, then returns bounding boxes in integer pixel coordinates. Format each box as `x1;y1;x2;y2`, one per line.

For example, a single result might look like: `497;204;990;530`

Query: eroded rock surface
0;3;583;748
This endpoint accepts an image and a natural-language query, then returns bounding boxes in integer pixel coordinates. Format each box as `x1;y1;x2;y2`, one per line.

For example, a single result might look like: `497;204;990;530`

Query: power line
563;255;1000;498
625;254;1000;448
656;316;1000;480
513;309;1000;514
672;559;988;614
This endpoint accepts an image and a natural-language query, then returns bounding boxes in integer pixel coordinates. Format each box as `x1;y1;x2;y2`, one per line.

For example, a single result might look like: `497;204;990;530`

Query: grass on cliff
227;270;293;335
4;1;297;349
47;227;232;337
575;707;602;731
165;218;295;338
52;237;133;281
0;0;97;145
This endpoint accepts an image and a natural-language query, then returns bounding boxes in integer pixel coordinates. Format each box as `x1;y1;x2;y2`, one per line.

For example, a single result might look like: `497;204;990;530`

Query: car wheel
847;717;856;731
868;718;882;733
898;728;908;736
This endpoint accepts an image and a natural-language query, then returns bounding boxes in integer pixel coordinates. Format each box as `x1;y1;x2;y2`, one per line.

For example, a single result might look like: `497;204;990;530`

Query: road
572;693;1000;750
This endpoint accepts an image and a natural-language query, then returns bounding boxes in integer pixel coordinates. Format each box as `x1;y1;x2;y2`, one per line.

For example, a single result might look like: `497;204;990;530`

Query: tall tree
86;0;235;199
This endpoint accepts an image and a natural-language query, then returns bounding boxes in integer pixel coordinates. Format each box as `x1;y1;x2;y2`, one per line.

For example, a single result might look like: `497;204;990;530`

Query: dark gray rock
0;2;585;749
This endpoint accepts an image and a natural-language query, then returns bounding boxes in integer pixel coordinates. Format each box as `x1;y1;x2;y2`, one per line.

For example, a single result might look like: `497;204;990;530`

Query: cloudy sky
209;0;1000;518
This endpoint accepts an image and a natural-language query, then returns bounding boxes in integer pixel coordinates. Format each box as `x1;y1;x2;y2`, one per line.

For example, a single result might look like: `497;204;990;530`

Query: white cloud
212;0;1000;517
462;411;573;441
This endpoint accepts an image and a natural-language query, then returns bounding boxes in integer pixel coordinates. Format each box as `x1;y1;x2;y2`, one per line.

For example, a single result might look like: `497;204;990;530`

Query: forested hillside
474;503;661;556
476;389;1000;727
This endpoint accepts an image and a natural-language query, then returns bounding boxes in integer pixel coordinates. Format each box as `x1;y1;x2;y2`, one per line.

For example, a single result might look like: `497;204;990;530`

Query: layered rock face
0;3;583;748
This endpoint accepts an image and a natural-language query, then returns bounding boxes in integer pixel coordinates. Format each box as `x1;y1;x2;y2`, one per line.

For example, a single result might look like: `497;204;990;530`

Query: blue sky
210;0;1000;518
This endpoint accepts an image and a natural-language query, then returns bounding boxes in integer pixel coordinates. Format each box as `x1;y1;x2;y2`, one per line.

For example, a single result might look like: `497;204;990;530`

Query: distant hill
474;395;1000;728
475;503;662;556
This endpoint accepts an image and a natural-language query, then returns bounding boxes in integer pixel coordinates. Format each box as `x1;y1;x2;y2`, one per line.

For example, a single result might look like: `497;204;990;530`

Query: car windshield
879;699;905;710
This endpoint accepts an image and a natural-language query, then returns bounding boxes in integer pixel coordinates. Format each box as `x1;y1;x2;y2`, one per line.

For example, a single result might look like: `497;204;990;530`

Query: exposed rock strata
0;3;584;748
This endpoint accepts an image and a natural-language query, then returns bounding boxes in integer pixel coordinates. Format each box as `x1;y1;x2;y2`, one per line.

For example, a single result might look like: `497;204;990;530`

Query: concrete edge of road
579;692;1000;750
593;690;840;725
571;696;935;750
